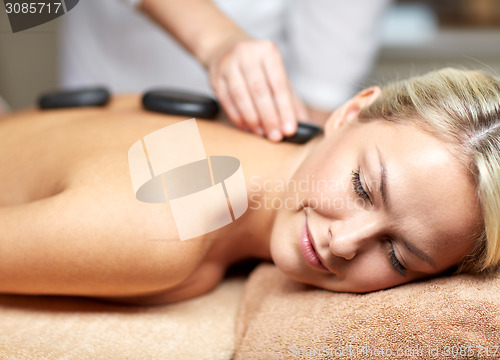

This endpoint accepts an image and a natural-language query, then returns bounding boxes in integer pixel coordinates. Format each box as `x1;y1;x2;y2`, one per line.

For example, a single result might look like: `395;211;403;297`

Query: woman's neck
210;134;320;267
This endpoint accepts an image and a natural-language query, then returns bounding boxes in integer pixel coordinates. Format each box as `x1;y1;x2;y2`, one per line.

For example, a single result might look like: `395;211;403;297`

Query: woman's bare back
0;96;258;304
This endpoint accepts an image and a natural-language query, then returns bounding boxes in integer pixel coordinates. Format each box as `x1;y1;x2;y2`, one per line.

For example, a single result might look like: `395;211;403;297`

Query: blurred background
1;0;500;110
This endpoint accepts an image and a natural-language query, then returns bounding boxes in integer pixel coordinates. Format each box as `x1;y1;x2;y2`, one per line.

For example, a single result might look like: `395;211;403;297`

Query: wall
0;9;59;110
1;3;500;110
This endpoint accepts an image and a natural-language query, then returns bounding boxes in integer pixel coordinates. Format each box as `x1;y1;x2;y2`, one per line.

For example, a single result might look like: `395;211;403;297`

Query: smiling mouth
299;218;329;272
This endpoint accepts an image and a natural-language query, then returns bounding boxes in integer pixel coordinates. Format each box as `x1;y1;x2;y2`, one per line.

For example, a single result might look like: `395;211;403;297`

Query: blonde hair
359;68;500;274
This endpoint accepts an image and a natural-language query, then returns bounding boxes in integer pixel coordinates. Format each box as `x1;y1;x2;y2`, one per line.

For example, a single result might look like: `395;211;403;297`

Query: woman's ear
324;86;381;135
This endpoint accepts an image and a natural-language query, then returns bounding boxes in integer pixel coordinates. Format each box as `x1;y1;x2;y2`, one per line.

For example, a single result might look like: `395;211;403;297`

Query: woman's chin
271;250;316;285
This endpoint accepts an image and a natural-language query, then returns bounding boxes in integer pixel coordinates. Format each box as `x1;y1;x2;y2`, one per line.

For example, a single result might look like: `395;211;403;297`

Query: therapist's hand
205;36;308;141
140;0;308;140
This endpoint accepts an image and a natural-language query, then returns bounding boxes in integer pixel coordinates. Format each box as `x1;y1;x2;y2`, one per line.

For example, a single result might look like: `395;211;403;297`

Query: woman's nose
328;217;382;260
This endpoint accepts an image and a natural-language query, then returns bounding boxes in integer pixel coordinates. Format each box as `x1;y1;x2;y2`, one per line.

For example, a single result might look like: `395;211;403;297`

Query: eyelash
388;241;406;277
351;170;371;204
352;170;406;277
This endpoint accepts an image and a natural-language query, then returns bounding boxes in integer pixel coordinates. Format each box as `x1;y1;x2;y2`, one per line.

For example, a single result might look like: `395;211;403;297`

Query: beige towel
0;278;245;360
234;264;500;360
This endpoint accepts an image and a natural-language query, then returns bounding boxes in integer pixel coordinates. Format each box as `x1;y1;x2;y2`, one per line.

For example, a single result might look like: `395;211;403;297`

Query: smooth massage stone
39;87;110;109
283;122;323;144
142;89;220;119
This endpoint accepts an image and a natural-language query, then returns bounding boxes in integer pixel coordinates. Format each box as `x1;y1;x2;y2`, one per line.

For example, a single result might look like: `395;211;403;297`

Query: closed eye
351;170;372;204
388;240;406;276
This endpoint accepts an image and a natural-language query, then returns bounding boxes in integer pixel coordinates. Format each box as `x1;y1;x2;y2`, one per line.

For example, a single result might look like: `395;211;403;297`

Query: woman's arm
0;181;207;298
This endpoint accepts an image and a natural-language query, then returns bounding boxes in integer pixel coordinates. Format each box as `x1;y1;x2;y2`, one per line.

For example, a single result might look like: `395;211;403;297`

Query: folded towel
234;264;500;360
0;278;245;360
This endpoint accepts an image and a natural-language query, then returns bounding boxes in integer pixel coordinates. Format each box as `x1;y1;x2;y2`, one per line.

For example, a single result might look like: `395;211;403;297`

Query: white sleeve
119;0;142;8
285;0;392;110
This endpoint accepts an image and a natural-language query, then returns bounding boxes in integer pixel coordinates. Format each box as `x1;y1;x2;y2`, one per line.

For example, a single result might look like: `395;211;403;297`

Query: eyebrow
375;146;436;268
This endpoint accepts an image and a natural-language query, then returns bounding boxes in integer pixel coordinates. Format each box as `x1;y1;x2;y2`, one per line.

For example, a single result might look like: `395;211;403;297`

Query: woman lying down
0;68;499;305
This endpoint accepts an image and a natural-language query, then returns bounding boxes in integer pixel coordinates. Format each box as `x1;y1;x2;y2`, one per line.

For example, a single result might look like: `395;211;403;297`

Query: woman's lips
299;219;329;272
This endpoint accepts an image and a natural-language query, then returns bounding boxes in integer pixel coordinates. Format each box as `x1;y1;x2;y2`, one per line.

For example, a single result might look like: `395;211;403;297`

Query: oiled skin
0;96;304;304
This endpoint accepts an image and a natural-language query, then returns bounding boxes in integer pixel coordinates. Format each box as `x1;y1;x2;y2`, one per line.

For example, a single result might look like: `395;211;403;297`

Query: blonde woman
0;68;498;304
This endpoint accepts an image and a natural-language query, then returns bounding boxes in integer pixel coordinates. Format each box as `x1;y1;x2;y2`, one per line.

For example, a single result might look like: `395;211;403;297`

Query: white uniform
60;0;390;110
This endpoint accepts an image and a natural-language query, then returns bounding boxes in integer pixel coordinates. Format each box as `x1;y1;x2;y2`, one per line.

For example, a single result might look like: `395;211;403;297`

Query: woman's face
270;92;482;293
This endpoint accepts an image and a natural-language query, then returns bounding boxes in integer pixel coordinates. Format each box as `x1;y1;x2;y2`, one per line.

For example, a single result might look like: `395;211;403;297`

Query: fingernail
256;127;265;136
283;122;295;135
268;129;282;142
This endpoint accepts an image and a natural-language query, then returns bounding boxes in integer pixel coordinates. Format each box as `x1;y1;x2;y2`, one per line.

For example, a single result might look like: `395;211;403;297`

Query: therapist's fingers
213;77;246;130
208;38;302;141
261;45;297;137
224;62;263;133
210;59;257;131
211;48;262;134
240;54;282;141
